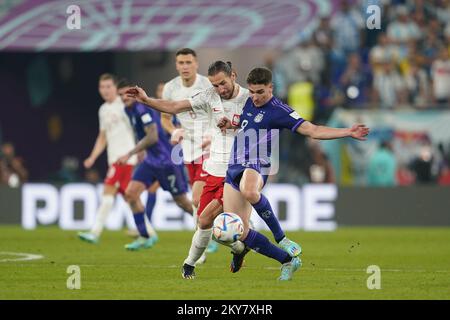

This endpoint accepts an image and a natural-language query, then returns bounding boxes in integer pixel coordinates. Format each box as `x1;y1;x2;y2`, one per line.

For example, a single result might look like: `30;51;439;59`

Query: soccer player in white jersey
78;73;138;244
161;48;212;215
180;62;250;279
161;48;219;255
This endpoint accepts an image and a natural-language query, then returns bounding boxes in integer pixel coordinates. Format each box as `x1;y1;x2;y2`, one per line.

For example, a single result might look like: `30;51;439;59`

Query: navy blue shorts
225;163;270;191
132;161;188;196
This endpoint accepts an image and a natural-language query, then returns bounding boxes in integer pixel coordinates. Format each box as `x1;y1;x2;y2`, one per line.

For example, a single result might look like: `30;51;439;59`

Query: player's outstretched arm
117;124;158;165
126;86;192;114
84;131;106;168
297;121;369;140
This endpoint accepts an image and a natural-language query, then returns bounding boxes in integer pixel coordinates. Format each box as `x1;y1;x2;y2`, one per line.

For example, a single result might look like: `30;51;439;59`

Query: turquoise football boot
206;240;219;254
124;236;154;251
278;256;302;281
149;234;159;246
278;237;302;257
78;232;99;244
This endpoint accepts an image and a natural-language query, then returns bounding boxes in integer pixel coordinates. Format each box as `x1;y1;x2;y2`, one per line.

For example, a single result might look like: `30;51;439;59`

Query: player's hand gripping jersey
204;85;249;177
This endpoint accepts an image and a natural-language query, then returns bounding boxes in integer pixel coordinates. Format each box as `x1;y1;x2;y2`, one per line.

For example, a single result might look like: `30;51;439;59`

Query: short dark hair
99;73;118;84
246;67;272;85
175;48;197;57
117;78;132;89
207;60;233;77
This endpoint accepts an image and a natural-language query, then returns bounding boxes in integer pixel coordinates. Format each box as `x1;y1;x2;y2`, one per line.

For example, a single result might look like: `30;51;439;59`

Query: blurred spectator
409;0;436;22
330;0;365;55
369;33;398;75
50;156;80;183
434;0;450;26
445;21;450;44
402;60;430;107
0;142;28;187
387;5;422;50
264;52;287;100
338;53;372;108
313;16;333;51
314;77;345;124
306;138;336;183
312;15;334;83
275;36;324;120
431;46;450;106
84;168;101;184
367;141;397;186
285;36;324;85
373;62;407;108
409;144;436;183
420;30;442;70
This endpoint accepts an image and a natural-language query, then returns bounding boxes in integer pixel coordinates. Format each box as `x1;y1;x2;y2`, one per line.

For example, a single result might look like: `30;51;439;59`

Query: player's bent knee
124;189;139;204
198;214;213;229
241;188;260;203
192;196;200;209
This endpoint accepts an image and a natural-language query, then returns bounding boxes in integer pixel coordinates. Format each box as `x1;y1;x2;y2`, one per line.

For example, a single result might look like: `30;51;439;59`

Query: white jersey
192;85;249;177
98;97;137;166
162;74;212;162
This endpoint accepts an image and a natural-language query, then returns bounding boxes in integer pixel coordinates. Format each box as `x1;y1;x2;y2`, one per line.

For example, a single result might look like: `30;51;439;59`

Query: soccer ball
212;212;244;243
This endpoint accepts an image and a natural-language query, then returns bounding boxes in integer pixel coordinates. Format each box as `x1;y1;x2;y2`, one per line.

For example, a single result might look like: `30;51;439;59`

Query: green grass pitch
0;226;449;300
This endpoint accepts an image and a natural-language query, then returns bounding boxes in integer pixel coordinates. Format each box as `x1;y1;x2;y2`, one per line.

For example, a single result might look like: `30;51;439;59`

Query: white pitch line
0;252;44;262
49;264;450;273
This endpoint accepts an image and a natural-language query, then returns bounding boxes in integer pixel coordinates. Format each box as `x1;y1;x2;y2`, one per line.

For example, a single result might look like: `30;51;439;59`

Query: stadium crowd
270;0;450;186
1;0;450;188
270;0;450;123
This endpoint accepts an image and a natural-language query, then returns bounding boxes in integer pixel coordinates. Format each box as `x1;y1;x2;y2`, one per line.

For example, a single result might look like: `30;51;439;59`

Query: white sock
145;219;157;238
192;205;198;227
90;194;114;237
184;228;212;266
230;240;245;254
214;238;245;254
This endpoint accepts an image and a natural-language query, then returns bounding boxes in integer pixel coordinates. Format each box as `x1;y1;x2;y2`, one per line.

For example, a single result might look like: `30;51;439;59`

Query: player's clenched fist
217;116;232;133
116;153;131;165
84;157;95;169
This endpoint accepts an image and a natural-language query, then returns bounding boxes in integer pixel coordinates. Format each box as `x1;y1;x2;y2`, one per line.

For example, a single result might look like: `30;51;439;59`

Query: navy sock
145;192;156;222
243;229;290;264
252;194;285;243
133;212;149;238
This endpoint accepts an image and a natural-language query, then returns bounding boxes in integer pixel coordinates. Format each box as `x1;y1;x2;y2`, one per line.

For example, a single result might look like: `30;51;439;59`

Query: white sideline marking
64;264;450;273
0;252;44;262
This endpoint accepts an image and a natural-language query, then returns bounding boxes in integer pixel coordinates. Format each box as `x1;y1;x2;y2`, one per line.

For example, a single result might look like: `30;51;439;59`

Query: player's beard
222;83;236;100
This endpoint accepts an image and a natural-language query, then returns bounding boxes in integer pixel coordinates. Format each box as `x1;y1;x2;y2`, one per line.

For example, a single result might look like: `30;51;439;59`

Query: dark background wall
0;52;118;181
335;186;450;226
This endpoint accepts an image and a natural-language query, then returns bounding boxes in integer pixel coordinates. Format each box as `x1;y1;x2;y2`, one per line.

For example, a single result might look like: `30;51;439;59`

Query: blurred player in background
161;48;219;254
221;67;370;280
117;80;193;250
78;73;137;244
